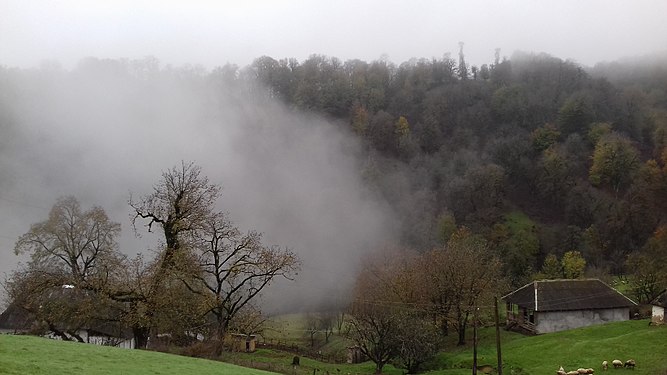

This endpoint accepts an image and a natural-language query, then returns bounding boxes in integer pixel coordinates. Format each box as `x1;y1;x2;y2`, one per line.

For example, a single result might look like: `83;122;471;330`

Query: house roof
650;289;667;308
502;279;636;312
0;303;35;331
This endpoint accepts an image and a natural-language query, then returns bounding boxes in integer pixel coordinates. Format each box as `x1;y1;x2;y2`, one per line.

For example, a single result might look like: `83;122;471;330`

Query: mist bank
0;58;397;312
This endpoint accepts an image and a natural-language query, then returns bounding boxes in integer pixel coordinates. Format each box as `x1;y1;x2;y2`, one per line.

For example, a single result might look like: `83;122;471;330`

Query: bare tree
346;250;412;374
441;227;505;345
347;301;399;375
183;213;300;355
305;313;320;347
130;161;220;279
131;162;299;354
318;312;335;344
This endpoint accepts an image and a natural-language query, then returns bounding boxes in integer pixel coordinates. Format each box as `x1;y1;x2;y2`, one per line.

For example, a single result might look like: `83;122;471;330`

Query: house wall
652;306;665;325
46;330;134;349
535;308;629;334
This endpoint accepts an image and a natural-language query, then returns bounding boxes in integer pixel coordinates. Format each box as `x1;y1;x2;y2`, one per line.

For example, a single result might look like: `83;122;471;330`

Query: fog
0;61;396;312
2;1;667;70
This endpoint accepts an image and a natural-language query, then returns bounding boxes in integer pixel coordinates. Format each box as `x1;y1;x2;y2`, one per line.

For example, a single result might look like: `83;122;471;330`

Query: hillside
217;317;667;375
0;334;278;375
429;319;667;374
1;320;665;375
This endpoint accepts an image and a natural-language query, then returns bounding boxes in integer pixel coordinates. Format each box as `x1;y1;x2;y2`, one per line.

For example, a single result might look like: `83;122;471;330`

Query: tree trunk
440;318;449;337
133;325;150;349
213;316;230;357
457;310;469;346
457;326;466;346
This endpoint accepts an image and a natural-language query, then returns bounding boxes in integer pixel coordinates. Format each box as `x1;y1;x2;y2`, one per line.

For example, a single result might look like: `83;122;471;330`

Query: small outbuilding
650;289;667;325
228;333;257;352
502;279;636;334
347;345;366;364
0;303;34;334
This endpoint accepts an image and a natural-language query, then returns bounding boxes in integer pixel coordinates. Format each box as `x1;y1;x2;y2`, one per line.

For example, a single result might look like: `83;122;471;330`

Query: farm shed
0;303;34;334
228;333;257;352
502;279;636;334
347;345;366;364
650;289;667;325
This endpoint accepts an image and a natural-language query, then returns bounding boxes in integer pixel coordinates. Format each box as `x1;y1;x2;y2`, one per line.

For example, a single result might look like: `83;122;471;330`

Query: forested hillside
2;51;666;302
247;51;667;294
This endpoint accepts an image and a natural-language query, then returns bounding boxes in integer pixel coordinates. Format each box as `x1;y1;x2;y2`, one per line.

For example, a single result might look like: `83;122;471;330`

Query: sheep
612;359;623;368
624;359;635;369
602;361;608;370
557;366;566;375
578;369;588;374
567;371;580;375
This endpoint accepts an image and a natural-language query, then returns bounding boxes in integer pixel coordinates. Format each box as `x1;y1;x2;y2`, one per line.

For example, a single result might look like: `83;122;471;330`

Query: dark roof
502;279;636;312
0;303;35;331
650;289;667;308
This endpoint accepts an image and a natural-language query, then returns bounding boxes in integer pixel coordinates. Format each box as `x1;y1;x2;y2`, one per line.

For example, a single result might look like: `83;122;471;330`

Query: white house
503;279;637;334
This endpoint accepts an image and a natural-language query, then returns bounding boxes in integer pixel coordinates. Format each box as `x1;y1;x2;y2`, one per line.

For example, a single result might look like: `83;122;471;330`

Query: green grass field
425;319;667;374
2;319;666;375
0;334;278;375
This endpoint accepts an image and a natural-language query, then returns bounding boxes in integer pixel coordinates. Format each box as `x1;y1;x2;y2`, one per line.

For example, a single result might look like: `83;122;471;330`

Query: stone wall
535;308;629;333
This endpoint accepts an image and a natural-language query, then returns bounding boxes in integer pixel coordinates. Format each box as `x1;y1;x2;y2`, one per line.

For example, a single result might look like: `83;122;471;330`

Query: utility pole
472;306;478;375
494;296;503;375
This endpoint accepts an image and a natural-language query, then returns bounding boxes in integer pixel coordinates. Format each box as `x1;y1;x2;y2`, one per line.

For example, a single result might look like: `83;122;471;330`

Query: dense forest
242;50;667;296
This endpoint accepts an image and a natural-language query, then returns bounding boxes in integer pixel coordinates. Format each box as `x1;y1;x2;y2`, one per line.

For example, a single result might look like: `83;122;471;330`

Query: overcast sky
2;0;667;69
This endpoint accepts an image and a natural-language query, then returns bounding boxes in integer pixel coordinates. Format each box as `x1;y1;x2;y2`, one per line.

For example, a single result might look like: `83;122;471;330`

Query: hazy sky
2;0;667;69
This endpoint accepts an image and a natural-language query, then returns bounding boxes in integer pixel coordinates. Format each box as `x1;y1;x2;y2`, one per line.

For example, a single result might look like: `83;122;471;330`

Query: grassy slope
427;319;667;374
0;335;278;375
4;319;664;375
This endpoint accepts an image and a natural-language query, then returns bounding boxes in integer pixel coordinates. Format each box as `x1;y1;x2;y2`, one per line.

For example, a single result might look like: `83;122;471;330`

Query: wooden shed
503;279;636;334
228;333;257;352
347;345;366;364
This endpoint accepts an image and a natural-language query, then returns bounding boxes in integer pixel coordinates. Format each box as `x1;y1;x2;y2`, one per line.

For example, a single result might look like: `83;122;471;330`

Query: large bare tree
183;213;299;354
130;161;220;276
130;162;299;354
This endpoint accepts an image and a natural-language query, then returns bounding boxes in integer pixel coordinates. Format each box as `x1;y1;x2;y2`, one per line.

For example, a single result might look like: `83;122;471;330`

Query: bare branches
191;213;300;338
127;161;300;351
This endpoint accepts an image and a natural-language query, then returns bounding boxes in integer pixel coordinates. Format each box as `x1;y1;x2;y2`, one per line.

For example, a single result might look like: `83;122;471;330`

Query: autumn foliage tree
589;133;640;194
9;196;123;342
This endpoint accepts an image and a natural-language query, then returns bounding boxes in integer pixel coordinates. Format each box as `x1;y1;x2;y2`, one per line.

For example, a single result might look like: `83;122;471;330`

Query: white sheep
612;359;623;369
624;359;635;369
602;360;608;370
567;371;580;375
